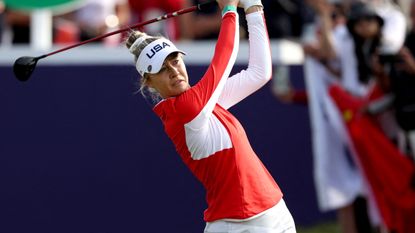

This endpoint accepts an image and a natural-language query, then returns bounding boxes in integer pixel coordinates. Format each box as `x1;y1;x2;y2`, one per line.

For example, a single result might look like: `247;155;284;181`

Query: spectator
272;0;346;104
184;0;222;40
261;0;314;39
67;0;130;44
405;0;415;55
327;4;415;227
53;16;80;45
346;1;385;85
316;1;412;232
346;0;409;150
128;0;191;41
397;0;415;161
271;65;308;105
79;0;130;40
301;1;378;233
365;0;407;55
5;9;30;44
369;47;415;161
372;0;415;160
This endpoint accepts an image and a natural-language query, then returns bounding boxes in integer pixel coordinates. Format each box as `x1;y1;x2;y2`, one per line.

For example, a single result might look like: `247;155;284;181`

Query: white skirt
204;199;296;233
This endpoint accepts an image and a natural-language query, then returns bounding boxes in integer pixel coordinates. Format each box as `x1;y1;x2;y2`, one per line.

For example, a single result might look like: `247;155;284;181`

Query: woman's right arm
175;2;240;129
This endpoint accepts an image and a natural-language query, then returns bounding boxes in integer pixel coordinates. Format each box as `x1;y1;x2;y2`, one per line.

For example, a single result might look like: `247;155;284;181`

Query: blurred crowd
273;0;415;232
0;0;412;45
0;0;315;45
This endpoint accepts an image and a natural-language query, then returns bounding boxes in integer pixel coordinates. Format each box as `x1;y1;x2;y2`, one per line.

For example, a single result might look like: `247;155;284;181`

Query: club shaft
43;5;201;58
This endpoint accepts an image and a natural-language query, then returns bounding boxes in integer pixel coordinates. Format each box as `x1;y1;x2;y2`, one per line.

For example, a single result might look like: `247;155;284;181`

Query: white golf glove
238;0;263;11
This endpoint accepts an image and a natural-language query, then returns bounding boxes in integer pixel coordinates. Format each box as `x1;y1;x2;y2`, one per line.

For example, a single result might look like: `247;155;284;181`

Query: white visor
135;38;185;76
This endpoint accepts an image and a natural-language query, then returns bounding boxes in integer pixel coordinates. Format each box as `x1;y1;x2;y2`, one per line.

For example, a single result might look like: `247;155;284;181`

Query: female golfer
126;0;296;232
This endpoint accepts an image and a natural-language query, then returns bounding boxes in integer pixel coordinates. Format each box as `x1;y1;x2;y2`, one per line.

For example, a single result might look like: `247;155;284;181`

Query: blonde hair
125;30;162;102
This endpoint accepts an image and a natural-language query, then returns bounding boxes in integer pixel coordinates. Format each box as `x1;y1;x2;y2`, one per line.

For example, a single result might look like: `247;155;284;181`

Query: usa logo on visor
146;42;171;59
135;38;184;76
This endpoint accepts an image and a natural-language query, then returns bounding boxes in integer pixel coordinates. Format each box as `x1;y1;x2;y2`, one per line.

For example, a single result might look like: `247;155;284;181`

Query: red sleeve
175;12;239;125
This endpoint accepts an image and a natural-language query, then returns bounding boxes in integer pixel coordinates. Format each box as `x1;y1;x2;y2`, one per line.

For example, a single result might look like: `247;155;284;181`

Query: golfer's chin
169;83;190;97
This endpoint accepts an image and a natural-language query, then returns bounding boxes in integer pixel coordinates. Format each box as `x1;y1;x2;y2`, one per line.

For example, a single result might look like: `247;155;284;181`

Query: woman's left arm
218;9;272;109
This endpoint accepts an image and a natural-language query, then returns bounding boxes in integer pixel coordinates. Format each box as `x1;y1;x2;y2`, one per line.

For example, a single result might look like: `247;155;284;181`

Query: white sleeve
332;25;347;58
340;32;370;96
217;11;272;110
378;7;407;54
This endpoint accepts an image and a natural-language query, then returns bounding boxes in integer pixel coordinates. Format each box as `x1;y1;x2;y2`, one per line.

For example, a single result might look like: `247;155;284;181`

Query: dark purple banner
0;64;333;233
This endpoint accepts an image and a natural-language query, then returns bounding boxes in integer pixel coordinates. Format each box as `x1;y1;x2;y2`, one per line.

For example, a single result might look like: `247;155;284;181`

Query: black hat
346;2;384;32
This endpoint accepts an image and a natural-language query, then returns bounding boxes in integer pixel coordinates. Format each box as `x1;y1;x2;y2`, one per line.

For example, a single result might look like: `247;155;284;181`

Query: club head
13;56;40;82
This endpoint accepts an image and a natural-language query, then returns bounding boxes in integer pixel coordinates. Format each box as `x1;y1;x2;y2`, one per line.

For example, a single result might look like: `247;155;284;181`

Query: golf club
13;0;217;82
